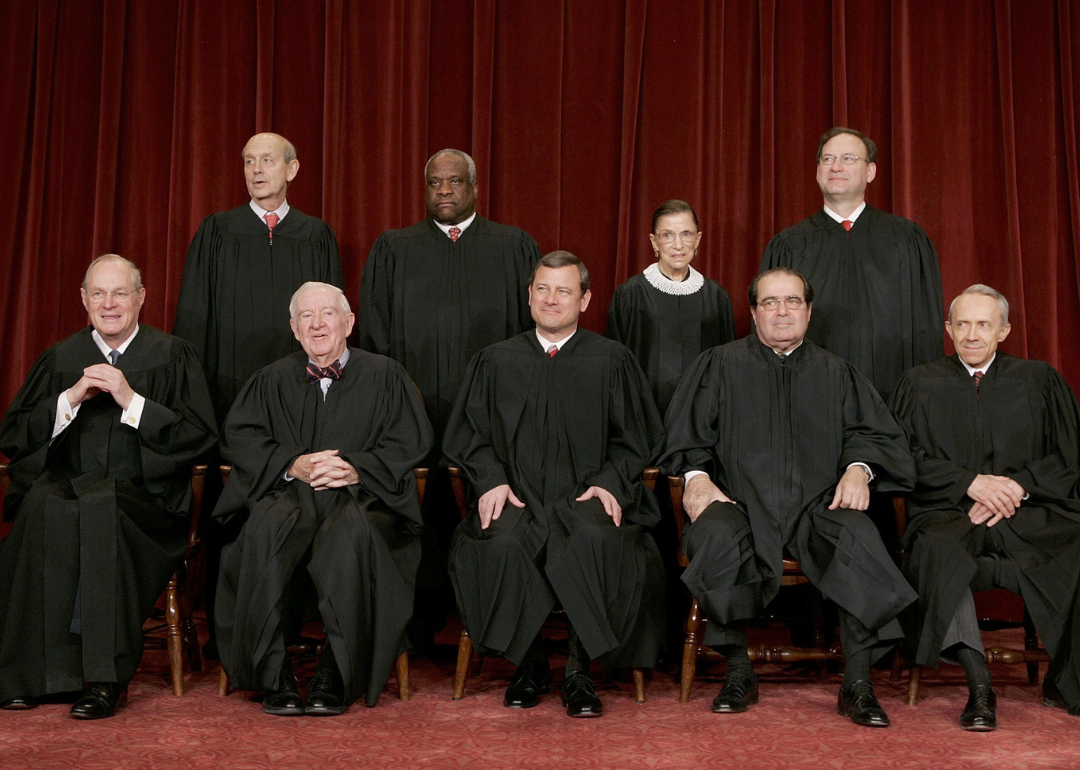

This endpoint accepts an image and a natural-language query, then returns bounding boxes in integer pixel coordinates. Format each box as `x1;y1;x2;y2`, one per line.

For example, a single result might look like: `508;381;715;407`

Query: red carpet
1;618;1077;770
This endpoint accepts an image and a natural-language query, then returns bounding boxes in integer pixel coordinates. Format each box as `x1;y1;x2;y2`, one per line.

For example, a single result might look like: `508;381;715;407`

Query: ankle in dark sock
843;648;872;686
955;646;992;689
716;644;752;675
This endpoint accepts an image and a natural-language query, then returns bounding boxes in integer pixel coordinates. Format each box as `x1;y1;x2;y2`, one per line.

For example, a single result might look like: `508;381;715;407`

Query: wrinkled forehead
951;294;1003;325
427;155;470;179
86;260;137;290
531;265;581;292
756;273;803;299
243;135;283;159
294;288;344;315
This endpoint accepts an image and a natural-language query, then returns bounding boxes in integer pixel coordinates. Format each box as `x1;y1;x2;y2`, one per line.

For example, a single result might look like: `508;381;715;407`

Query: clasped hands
289;449;359;489
67;364;136;410
477;483;623;529
966;474;1025;527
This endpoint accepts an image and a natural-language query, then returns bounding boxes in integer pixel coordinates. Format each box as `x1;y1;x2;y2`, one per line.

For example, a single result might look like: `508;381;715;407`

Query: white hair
949;284;1009;325
424;149;477;183
289;282;351;319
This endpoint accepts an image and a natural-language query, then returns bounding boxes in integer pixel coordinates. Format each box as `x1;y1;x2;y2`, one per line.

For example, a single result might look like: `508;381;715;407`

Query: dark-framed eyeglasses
656;230;700;244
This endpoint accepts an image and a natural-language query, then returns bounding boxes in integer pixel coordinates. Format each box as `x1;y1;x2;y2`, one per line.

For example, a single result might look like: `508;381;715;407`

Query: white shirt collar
958;353;995;377
536;329;576;353
92;325;140;358
823;201;866;224
307;347;351;371
250;199;291;222
433;212;477;238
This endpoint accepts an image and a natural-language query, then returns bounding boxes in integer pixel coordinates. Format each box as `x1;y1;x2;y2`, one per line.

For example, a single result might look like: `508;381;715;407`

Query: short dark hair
816;127;878;164
531;250;590;294
651;199;699;232
748;267;814;308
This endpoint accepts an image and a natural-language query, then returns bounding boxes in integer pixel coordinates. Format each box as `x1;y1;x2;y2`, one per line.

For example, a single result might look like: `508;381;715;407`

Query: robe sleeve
605;284;631;344
900;224;945;368
316;221;345;290
442;350;511;498
357;232;395;355
1007;365;1080;499
888;371;976;510
173;214;222;363
759;231;795;272
512;231;542;334
658;348;725;480
835;362;916;493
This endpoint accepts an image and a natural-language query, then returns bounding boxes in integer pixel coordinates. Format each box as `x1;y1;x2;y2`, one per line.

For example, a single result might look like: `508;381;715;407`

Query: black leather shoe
960;684;997;731
0;696;37;710
70;683;126;720
711;669;759;713
306;667;347;716
262;664;304;716
504;657;552;709
837;680;890;727
1042;679;1080;716
562;671;603;718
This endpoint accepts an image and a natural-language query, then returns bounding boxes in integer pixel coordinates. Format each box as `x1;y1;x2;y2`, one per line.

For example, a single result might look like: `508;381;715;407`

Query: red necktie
973;370;983;392
547;345;558;358
449;227;461;242
842;220;852;231
265;212;280;240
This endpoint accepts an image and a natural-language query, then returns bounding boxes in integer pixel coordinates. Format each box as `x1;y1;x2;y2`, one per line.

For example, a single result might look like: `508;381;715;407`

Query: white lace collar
644;262;704;296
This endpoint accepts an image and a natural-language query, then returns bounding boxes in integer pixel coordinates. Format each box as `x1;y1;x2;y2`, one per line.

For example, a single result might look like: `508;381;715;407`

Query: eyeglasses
656;230;700;244
86;289;137;303
817;154;868;166
757;296;805;311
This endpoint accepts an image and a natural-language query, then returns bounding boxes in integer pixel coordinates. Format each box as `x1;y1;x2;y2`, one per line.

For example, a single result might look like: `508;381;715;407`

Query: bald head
243;133;299;212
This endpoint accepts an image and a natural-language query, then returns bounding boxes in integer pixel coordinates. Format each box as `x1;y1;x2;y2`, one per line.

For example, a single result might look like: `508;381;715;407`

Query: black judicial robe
358;215;540;457
174;204;344;425
760;205;943;396
890;354;1080;708
0;326;216;700
659;336;918;646
444;331;666;667
213;348;433;707
606;271;735;415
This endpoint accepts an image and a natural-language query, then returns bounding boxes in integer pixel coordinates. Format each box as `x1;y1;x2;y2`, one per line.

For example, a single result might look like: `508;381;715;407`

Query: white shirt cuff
848;462;874;482
52;392;80;439
120;393;145;429
684;470;708;482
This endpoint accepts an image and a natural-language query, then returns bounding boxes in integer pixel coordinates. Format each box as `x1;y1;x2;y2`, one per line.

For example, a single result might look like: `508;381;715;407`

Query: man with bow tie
213;282;433;716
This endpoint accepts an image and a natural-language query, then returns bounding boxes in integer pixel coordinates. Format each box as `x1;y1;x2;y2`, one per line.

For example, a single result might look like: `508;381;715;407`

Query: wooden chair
668;475;843;704
216;465;425;701
893;500;1050;706
448;466;653;703
0;463;206;696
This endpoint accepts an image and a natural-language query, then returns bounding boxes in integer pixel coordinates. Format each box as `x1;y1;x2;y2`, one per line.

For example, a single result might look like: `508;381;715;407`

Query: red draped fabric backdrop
1;0;1079;422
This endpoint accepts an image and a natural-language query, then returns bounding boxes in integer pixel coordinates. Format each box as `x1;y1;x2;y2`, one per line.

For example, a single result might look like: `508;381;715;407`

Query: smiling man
358;148;541;652
660;267;918;727
213;282;432;716
760;127;943;398
445;252;665;718
891;284;1080;729
0;255;216;718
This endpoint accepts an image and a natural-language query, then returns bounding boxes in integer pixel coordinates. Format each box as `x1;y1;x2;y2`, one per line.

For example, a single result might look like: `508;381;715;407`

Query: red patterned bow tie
306;359;342;383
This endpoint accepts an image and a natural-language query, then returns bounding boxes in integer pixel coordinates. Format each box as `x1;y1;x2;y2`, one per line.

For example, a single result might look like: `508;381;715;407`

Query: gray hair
531;250;590;294
425;149;477;183
240;133;297;164
949;284;1010;325
82;254;143;291
289;282;351;319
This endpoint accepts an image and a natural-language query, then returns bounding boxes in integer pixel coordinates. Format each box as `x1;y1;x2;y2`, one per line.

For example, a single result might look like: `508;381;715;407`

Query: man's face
946;293;1011;369
425;154;478;225
529;265;591;341
81;260;146;346
751;273;811;353
290;287;355;364
243;134;298;210
816;132;876;205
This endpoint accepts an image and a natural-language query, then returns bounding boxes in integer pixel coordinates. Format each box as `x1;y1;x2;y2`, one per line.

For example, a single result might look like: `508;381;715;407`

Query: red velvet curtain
2;0;1079;418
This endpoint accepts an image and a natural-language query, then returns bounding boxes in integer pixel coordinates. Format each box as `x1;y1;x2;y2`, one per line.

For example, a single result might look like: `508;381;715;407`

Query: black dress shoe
562;671;603;718
837;680;890;727
306;667;347;716
70;683;127;720
0;696;37;710
960;684;997;731
262;664;304;716
711;669;759;713
1042;679;1080;716
504;657;552;709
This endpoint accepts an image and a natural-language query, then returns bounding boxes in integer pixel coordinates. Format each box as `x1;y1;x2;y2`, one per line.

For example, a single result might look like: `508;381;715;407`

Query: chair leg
906;664;922;706
164;573;185;696
218;668;230;696
396;651;411;700
453;628;473;700
177;562;202;674
680;598;702;704
632;668;646;703
889;649;902;683
810;589;829;682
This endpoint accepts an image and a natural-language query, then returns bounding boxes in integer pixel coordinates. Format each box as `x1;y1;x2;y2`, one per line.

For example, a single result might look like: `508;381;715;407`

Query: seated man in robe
214;282;433;716
891;284;1080;730
660;267;918;727
0;254;217;718
446;251;665;718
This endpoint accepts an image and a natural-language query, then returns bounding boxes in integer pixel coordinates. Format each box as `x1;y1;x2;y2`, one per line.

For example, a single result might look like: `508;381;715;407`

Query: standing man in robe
0;255;216;718
214;282;432;716
760;127;943;398
359;149;541;649
660;267;917;727
446;252;665;718
891;284;1080;730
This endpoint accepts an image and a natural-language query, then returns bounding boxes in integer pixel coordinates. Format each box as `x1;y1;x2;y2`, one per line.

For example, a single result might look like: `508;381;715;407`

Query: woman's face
649;212;701;278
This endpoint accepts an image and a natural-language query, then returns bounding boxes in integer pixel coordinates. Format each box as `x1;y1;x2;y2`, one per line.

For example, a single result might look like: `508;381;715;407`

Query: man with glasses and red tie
660;267;918;728
760;127;943;399
890;284;1080;730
